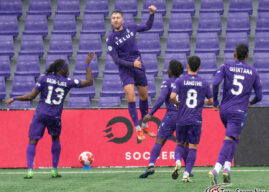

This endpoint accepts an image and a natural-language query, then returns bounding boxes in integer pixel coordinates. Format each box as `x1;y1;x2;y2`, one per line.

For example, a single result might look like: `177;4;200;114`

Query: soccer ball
79;151;94;166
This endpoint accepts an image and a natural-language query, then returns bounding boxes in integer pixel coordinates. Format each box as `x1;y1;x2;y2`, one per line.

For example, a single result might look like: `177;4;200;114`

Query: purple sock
174;145;184;162
128;102;139;127
26;143;36;169
185;148;197;174
51;140;61;168
227;140;239;162
182;146;189;165
139;99;148;119
217;139;234;165
149;143;162;165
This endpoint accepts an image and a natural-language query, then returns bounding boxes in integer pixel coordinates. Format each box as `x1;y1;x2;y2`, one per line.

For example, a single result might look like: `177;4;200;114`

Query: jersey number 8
186;89;198;108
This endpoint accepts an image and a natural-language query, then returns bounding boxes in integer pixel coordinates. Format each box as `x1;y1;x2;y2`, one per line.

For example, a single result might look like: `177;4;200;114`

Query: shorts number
231;74;245;96
186;89;197;108
45;86;65;105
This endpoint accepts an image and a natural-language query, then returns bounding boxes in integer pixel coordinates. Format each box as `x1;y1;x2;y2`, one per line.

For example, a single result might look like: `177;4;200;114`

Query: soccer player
139;60;185;178
5;52;95;179
106;6;157;141
170;56;213;182
209;44;262;184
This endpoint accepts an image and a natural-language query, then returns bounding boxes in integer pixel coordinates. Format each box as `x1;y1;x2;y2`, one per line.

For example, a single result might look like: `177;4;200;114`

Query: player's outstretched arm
249;73;263;105
170;92;180;109
80;52;94;88
5;88;40;106
147;81;169;118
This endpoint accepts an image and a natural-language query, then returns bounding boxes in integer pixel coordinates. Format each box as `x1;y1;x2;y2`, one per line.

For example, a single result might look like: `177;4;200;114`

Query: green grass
0;167;268;192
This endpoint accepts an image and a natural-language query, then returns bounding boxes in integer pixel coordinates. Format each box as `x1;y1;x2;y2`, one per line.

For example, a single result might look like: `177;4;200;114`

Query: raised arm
136;5;156;32
80;52;95;88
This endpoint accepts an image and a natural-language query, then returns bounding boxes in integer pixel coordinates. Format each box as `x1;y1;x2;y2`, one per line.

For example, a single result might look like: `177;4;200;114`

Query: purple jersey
149;77;177;115
34;74;81;117
213;61;262;113
106;14;154;72
172;74;213;126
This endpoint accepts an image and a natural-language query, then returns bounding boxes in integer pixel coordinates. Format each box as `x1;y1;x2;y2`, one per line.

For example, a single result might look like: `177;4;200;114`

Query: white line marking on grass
1;169;269;175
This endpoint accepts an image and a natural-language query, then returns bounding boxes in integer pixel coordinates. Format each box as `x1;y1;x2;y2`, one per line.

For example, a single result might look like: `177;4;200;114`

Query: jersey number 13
45;86;65;105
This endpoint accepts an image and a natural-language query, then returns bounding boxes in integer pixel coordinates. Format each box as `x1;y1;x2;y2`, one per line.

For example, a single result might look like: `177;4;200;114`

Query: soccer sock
224;161;231;171
174;145;184;163
215;140;234;173
51;140;61;169
185;148;197;174
224;140;239;171
139;99;148;120
182;146;189;165
149;143;162;166
26;143;36;169
128;102;140;130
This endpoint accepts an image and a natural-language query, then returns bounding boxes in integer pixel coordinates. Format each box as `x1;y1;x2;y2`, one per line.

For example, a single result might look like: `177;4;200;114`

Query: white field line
0;169;269;175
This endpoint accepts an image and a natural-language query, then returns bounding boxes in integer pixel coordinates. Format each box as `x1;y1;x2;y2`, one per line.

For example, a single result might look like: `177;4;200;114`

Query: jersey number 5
231;74;245;96
45;86;65;105
186;89;198;108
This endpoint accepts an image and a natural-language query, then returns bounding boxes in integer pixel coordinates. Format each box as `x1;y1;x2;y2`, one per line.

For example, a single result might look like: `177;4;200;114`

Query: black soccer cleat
172;162;181;180
139;166;155;178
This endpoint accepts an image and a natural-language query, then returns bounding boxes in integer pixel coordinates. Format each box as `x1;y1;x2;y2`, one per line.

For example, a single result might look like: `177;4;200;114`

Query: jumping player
171;56;213;182
139;60;184;178
209;44;262;184
5;52;95;179
106;6;157;141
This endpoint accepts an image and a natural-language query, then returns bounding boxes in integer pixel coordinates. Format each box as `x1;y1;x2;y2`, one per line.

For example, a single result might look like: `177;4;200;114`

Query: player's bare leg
137;85;156;138
24;139;38;179
140;138;166;178
124;84;145;141
51;136;62;178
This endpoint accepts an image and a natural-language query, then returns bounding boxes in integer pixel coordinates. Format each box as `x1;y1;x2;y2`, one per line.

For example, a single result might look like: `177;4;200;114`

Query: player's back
35;74;80;117
217;61;260;113
175;74;212;126
163;77;178;114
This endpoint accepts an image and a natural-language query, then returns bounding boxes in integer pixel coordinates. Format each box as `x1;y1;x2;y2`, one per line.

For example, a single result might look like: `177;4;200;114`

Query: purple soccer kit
106;14;154;130
213;61;262;168
27;74;81;169
172;74;212;174
148;77;189;166
106;14;154;87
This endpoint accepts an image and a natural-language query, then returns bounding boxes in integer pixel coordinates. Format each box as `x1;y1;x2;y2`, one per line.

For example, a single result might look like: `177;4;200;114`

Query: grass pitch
0;167;268;192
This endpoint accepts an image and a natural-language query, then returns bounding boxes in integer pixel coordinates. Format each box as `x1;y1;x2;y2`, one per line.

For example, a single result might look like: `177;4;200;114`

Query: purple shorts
119;68;148;87
29;112;62;140
176;124;202;144
157;112;177;140
220;111;247;140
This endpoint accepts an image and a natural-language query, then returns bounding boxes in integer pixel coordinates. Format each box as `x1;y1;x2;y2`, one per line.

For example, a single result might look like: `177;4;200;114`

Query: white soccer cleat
182;172;192;183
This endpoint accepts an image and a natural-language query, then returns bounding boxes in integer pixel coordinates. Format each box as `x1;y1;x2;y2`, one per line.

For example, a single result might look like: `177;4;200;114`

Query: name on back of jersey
229;66;253;75
184;80;202;86
46;78;67;87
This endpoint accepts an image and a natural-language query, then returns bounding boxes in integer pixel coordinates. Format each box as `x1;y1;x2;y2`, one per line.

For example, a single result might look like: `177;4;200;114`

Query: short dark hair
169;60;184;78
111;10;123;17
188;56;200;72
236;44;248;61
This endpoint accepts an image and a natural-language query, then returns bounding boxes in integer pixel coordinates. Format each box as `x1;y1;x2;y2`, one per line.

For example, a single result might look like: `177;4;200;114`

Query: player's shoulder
106;31;115;44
